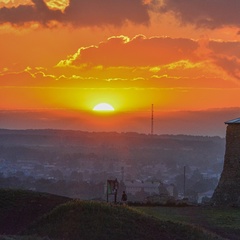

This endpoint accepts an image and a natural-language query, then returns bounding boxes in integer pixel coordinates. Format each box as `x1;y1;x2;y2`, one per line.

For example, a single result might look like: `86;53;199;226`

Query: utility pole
183;166;186;198
121;167;124;182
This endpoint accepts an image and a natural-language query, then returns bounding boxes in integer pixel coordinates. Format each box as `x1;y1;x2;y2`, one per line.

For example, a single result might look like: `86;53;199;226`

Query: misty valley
0;129;225;204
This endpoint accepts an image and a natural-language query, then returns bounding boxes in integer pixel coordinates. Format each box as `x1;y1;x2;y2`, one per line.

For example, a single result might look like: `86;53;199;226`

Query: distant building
211;118;240;206
166;184;178;199
124;180;166;196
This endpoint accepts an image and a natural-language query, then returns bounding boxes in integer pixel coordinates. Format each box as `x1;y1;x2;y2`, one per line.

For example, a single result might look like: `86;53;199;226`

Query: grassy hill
23;200;224;240
0;189;225;240
138;206;240;240
0;189;70;235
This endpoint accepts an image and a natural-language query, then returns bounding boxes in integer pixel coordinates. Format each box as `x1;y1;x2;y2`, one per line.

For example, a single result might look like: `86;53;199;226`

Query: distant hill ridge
0;128;223;146
0;128;225;174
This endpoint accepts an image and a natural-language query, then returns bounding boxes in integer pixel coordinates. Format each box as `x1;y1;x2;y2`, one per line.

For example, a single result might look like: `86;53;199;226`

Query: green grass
137;206;240;240
24;200;223;240
1;189;239;240
0;189;70;235
0;236;44;240
205;208;240;229
0;189;70;210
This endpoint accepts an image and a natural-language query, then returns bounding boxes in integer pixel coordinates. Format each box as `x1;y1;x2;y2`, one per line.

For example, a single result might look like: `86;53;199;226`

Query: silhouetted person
121;191;127;205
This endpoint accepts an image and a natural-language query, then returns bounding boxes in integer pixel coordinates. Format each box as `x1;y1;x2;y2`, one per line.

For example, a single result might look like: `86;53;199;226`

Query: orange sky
1;0;240;136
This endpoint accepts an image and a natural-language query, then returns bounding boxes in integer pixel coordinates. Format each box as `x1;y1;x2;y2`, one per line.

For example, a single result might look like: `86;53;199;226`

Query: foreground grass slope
0;189;70;234
23;200;223;240
138;206;240;240
0;189;229;240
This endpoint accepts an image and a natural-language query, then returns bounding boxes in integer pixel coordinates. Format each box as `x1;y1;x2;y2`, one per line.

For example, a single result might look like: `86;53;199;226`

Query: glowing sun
93;103;115;111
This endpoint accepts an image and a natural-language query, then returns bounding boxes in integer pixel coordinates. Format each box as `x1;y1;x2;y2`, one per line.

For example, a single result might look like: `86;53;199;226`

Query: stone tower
211;118;240;206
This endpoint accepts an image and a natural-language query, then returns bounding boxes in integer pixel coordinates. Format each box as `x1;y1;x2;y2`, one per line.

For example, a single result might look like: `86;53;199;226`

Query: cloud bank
1;35;240;91
57;35;198;67
1;0;239;29
0;0;150;27
56;35;240;85
1;107;240;136
160;0;240;28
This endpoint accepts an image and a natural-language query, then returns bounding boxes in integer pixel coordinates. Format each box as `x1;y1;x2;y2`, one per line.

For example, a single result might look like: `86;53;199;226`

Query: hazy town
0;129;224;204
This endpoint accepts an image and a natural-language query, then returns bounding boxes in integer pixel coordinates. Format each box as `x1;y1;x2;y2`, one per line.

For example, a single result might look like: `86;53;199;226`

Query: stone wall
211;124;240;206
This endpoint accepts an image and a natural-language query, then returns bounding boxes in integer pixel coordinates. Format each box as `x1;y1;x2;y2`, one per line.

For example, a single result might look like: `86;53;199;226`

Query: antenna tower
151;104;154;135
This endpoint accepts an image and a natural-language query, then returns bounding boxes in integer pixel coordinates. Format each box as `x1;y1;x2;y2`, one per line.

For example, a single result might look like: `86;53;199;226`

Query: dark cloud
209;41;240;80
0;0;62;26
160;0;240;28
212;55;240;80
64;0;150;26
0;0;150;27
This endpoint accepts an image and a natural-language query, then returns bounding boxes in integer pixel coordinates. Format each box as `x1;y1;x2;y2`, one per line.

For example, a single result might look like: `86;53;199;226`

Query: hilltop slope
24;200;222;240
0;189;223;240
0;189;70;234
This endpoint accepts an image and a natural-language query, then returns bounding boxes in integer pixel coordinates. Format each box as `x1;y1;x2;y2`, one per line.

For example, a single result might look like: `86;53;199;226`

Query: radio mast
151;104;154;135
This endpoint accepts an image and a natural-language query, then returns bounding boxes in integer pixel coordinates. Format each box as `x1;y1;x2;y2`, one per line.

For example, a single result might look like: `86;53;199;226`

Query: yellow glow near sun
93;103;115;111
44;0;69;11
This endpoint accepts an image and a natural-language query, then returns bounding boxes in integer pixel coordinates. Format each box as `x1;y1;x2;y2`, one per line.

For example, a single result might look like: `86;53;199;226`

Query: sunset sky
1;0;240;136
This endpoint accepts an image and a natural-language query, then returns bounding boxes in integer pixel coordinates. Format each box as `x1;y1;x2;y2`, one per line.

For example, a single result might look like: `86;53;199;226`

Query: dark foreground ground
0;189;239;240
138;206;240;240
